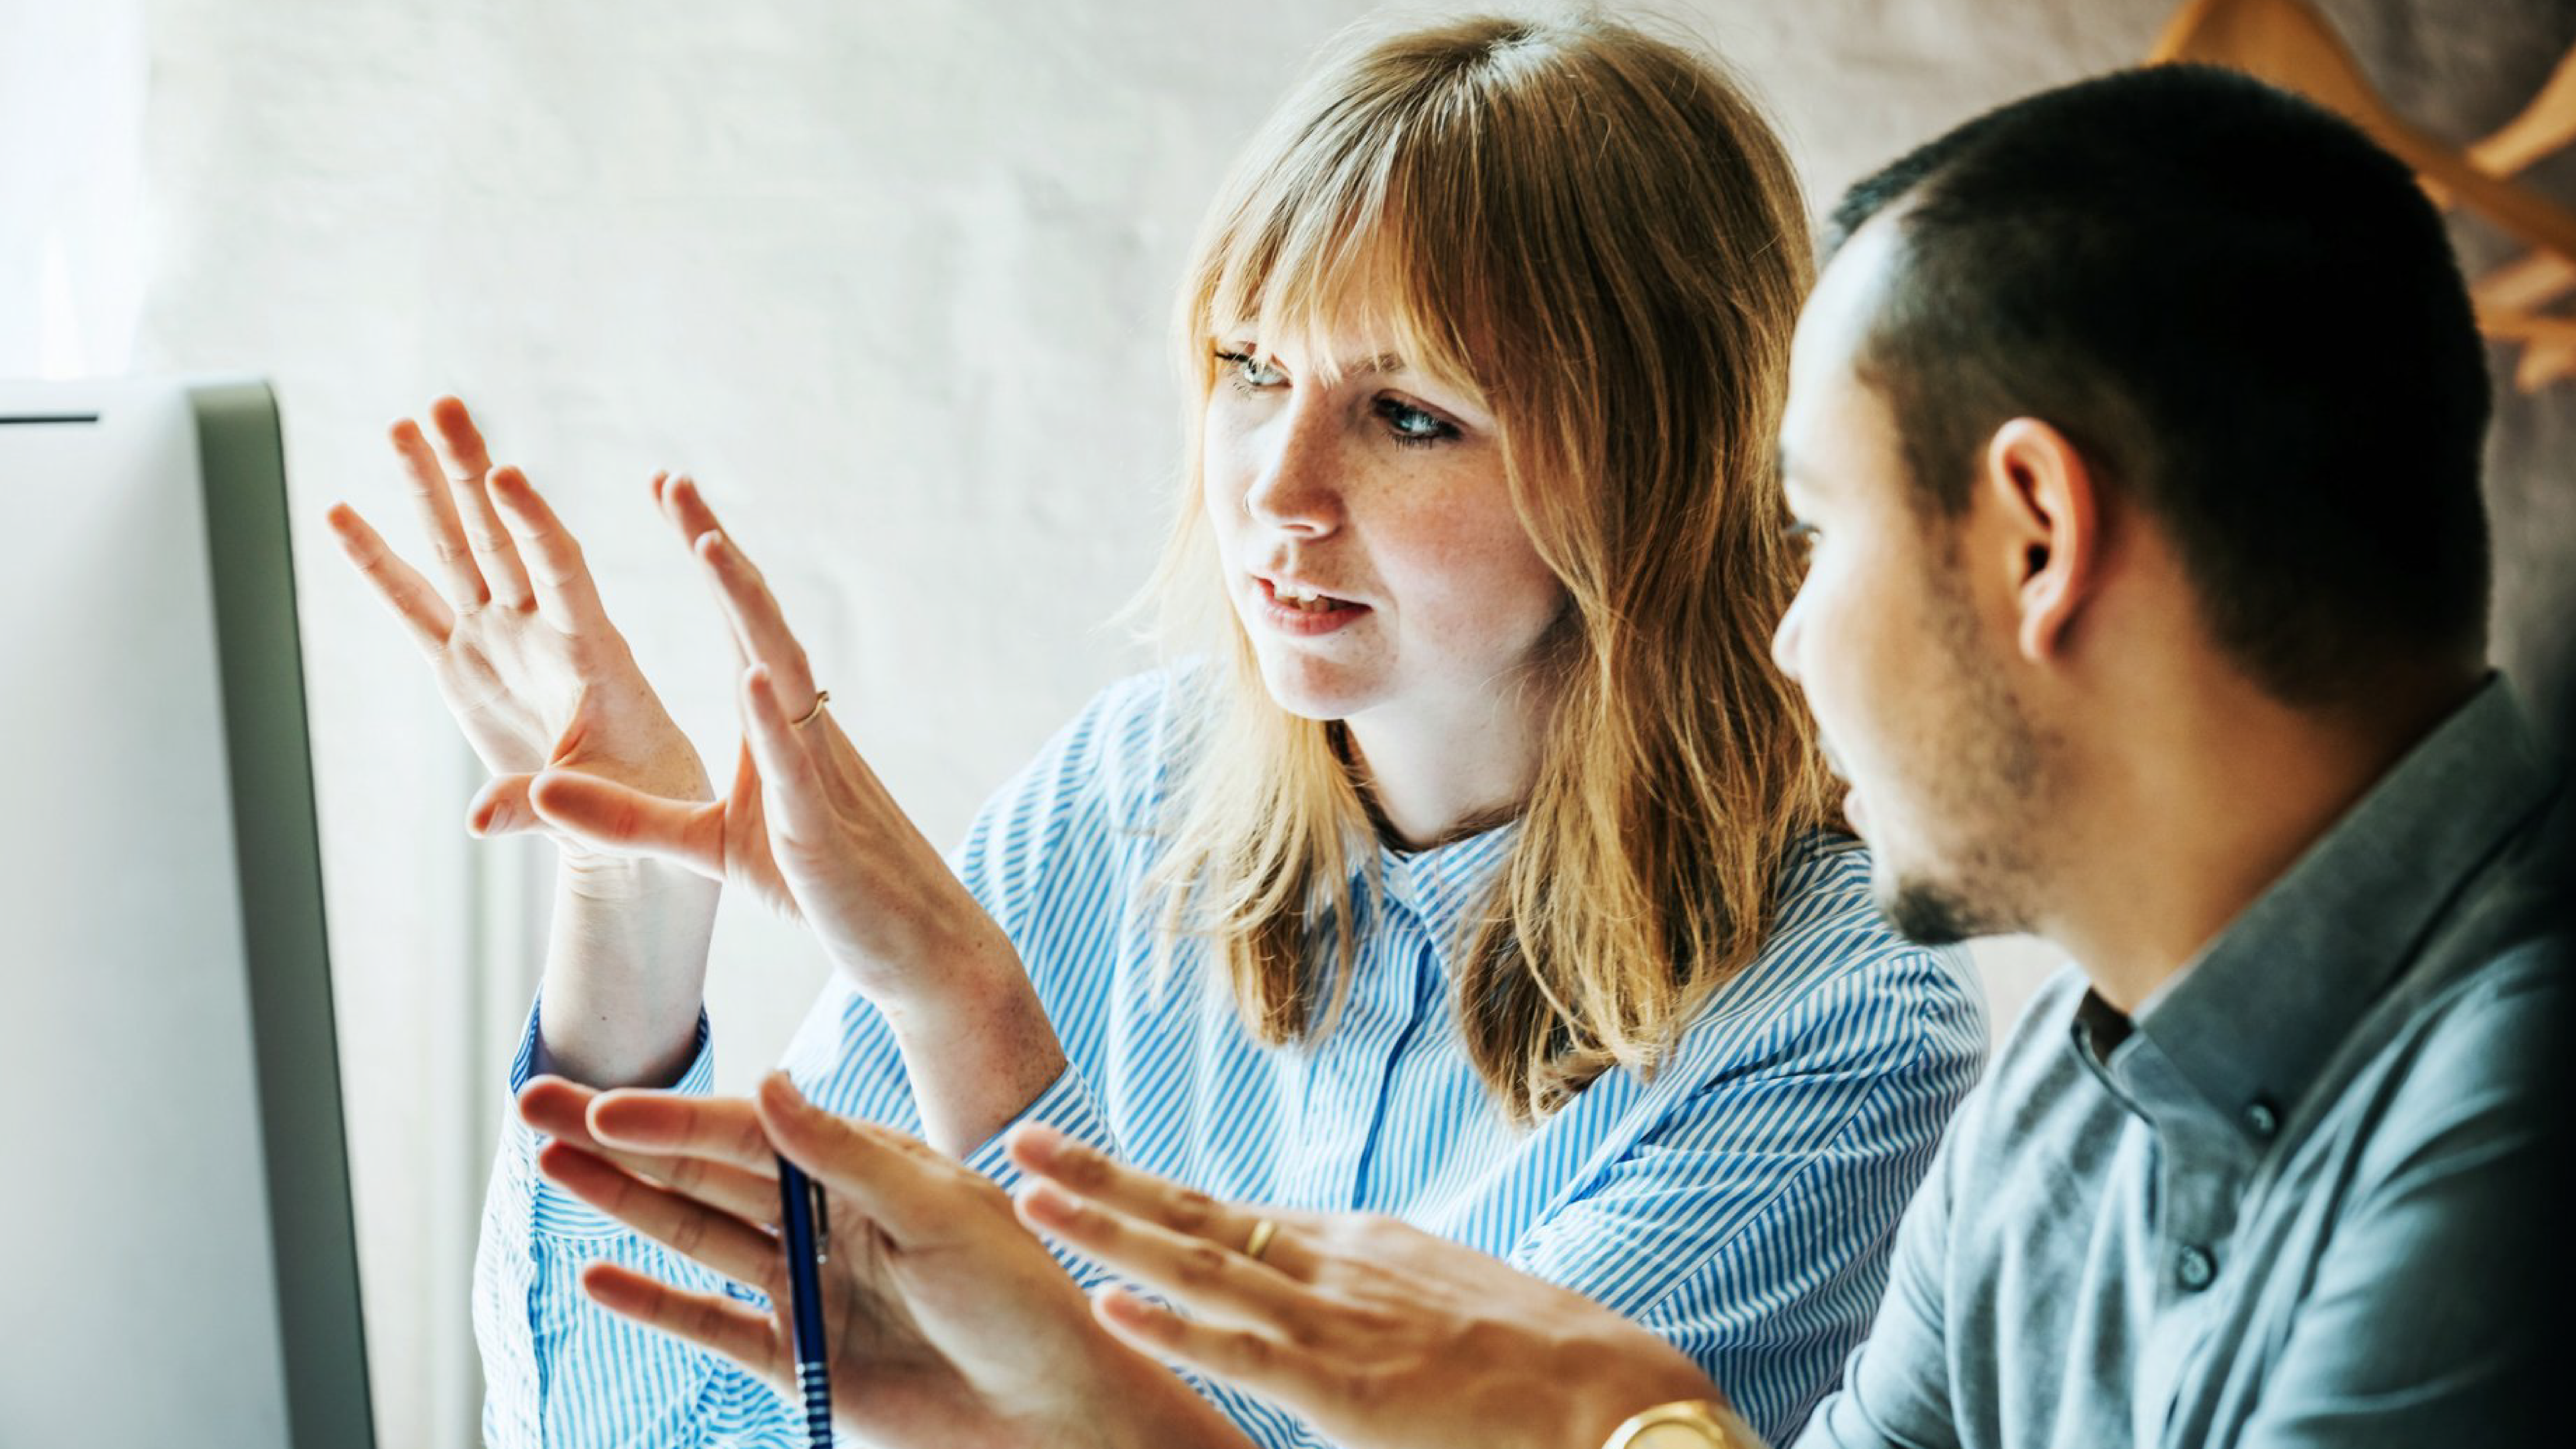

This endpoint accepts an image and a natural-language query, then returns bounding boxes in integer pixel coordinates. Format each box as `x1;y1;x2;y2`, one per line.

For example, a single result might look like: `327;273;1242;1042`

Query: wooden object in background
2150;0;2576;390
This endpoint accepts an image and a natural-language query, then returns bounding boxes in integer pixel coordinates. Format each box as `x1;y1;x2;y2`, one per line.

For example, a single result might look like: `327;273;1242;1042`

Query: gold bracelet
1600;1399;1757;1449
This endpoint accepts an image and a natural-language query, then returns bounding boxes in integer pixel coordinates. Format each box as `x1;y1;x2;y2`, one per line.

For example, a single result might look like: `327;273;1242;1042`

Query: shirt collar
1353;818;1521;975
2076;675;2556;1141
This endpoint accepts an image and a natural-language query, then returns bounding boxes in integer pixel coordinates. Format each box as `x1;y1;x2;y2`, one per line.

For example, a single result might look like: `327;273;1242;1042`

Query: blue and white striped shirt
475;667;1988;1446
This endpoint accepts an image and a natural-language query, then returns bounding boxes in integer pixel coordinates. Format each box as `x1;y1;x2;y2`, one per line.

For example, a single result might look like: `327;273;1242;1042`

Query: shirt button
2243;1099;2280;1139
2176;1245;2217;1291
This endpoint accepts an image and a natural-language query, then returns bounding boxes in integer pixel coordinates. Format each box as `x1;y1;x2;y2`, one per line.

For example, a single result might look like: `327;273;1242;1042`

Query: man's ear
1981;417;2099;664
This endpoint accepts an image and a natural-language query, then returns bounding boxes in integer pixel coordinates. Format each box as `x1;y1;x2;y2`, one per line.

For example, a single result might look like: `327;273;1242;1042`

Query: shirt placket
2121;1049;2250;1449
1284;877;1438;1209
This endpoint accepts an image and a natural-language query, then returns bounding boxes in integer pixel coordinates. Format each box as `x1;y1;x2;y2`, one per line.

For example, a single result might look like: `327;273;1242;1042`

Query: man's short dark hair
1827;65;2492;705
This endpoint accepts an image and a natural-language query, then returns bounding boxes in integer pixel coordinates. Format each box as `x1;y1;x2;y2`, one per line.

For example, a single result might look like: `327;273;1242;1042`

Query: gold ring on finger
1242;1217;1278;1263
793;689;831;728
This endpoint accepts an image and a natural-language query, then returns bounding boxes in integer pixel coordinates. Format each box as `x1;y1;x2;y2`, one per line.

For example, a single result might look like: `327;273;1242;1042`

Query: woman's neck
1341;685;1549;851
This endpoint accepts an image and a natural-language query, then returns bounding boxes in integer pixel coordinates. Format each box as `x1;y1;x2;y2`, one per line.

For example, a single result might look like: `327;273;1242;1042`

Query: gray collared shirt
1797;678;2566;1448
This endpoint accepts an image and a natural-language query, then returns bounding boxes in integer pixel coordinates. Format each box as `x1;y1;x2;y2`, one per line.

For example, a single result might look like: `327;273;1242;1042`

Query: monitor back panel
0;378;371;1447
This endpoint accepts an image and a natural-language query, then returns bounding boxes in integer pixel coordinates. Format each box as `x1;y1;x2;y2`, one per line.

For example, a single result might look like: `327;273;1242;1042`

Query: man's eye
1214;349;1287;390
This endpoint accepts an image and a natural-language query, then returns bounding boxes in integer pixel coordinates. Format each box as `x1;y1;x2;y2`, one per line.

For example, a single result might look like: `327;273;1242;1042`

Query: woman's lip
1253;575;1371;637
1257;573;1358;604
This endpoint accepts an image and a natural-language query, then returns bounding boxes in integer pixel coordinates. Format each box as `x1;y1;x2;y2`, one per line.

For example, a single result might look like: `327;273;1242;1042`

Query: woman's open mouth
1255;575;1370;637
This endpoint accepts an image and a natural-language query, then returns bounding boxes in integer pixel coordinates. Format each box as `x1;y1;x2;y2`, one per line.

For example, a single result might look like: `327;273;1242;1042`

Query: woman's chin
1253;652;1381;723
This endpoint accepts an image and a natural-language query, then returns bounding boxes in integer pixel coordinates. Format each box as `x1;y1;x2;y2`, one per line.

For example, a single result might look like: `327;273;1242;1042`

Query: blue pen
777;1155;833;1447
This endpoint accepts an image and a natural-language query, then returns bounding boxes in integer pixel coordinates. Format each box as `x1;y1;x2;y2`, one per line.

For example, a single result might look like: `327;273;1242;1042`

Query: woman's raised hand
515;476;1066;1152
1007;1126;1735;1449
327;397;714;857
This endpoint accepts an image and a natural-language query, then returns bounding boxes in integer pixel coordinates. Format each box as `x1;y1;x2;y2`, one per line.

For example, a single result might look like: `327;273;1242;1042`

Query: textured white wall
128;1;2576;1441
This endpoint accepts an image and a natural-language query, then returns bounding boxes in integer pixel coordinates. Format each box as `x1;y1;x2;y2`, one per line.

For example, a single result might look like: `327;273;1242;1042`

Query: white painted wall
121;1;2575;1441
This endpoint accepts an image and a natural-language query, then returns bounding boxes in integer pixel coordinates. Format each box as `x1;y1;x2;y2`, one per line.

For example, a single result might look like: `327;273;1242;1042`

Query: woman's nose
1242;400;1342;536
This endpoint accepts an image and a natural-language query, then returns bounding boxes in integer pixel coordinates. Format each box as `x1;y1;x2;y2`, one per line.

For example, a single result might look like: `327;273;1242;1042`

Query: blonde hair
1143;11;1836;1122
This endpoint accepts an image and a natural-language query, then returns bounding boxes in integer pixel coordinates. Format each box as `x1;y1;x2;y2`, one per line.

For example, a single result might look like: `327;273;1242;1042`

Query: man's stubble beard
1875;554;2056;947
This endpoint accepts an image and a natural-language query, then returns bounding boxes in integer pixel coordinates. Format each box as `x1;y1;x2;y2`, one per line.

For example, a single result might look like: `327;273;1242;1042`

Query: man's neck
2041;668;2481;1016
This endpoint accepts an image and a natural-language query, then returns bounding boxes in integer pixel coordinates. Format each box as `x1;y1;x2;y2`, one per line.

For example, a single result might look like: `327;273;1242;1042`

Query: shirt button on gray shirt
1797;678;2564;1448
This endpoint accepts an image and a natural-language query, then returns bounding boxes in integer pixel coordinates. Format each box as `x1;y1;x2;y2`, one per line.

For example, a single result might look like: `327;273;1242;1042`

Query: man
522;63;2566;1449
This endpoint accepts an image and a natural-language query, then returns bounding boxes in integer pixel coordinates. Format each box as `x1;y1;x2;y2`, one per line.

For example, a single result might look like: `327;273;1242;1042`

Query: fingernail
1021;1182;1078;1223
1007;1123;1059;1166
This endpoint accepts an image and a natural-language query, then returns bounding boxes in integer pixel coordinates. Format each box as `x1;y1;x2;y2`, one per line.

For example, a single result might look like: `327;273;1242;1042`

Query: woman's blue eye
1214;349;1287;390
1375;398;1459;447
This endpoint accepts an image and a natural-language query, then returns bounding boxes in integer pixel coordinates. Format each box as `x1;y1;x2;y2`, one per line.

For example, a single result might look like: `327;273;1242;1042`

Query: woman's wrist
534;854;720;1088
879;922;1070;1155
557;847;717;903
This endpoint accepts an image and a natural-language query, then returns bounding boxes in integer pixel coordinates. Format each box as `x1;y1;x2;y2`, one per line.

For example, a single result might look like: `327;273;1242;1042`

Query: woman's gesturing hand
326;396;714;859
513;475;1063;1150
519;1071;1258;1449
1007;1125;1734;1449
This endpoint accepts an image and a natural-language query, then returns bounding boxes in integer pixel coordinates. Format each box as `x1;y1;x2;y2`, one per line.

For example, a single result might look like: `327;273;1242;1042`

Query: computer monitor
0;379;374;1446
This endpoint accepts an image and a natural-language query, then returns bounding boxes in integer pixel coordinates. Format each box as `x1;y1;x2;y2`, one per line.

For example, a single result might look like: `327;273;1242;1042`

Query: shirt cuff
960;1064;1116;1196
502;995;716;1240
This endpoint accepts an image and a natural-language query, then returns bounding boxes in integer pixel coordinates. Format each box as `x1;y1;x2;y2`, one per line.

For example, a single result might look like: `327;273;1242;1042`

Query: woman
331;13;1984;1447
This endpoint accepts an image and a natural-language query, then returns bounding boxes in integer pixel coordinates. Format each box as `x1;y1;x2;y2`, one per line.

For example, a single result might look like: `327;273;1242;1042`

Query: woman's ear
1981;417;2099;665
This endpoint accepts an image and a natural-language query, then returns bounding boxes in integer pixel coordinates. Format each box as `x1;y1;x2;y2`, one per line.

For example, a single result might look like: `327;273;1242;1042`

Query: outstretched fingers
1008;1124;1304;1278
325;501;454;652
739;664;837;846
539;1141;783;1291
488;465;610;636
662;478;822;716
586;1089;777;1177
579;1260;788;1378
426;396;535;610
387;415;489;608
655;470;728;551
1090;1286;1333;1407
1015;1179;1313;1331
516;1078;782;1227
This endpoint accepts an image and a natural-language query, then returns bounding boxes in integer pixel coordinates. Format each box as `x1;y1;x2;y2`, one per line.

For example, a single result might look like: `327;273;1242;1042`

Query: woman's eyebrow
1212;336;1412;378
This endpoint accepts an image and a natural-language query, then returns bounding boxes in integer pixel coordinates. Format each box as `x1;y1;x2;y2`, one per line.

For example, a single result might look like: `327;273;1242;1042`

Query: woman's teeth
1275;584;1348;612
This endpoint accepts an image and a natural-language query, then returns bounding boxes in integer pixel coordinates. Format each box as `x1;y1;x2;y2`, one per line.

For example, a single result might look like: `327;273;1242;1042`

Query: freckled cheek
1199;436;1253;564
1371;500;1560;652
